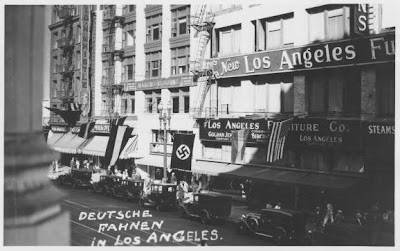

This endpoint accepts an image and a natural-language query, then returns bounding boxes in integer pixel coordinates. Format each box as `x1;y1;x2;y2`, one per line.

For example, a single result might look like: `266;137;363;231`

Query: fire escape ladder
190;5;215;118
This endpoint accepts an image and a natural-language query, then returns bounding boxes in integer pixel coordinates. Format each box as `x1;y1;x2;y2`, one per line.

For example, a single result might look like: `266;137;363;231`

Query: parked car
58;169;92;189
238;208;312;245
178;192;232;225
92;175;122;195
110;178;144;201
139;183;177;211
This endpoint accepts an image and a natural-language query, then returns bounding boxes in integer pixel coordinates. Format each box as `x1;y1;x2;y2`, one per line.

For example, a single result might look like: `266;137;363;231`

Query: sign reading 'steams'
199;118;271;142
211;32;394;79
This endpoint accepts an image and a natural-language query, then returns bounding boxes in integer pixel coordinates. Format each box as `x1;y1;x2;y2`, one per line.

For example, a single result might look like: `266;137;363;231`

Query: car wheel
248;219;258;232
238;222;247;234
200;211;209;225
139;199;144;207
273;229;286;245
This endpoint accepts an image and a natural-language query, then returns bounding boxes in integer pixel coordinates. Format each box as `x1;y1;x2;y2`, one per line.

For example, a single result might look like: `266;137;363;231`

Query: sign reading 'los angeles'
211;32;394;79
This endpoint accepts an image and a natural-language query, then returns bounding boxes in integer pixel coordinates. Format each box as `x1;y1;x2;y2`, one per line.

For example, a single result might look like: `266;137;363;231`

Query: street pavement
55;183;273;246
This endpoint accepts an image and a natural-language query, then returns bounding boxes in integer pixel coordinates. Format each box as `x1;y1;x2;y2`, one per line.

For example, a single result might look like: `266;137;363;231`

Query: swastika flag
171;133;195;171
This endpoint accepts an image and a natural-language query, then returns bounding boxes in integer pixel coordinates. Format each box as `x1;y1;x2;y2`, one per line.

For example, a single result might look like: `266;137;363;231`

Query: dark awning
193;160;366;190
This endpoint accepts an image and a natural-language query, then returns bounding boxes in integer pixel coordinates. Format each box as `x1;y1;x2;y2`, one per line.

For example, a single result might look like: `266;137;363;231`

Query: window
122;99;128;114
52;55;58;73
266;15;294;50
307;68;360;116
145;51;162;78
52;32;58;49
126;64;134;80
123;5;135;14
170;87;190;113
171;46;190;75
123;30;135;48
171;6;190;37
376;64;395;117
145;90;161;113
146;14;162;43
131;99;135;114
75;51;81;69
308;6;350;42
217;24;241;56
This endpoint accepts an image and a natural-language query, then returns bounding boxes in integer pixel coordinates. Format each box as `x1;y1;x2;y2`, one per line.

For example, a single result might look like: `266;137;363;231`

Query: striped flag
231;129;250;163
266;118;293;163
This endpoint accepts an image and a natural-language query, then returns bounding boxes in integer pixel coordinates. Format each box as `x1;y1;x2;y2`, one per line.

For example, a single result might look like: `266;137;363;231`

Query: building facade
47;3;395;213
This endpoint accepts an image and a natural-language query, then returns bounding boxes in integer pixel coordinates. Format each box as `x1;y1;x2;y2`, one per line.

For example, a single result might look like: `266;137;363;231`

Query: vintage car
138;183;177;211
58;169;92;189
92;175;122;195
238;208;312;245
178;192;232;225
110;178;144;201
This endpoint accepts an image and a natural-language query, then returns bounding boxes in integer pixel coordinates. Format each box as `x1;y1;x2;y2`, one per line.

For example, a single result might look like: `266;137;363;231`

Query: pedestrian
170;172;177;184
122;169;129;180
190;176;200;193
323;203;334;227
274;202;282;209
334;209;344;224
180;179;189;193
266;202;273;209
70;157;75;169
355;211;365;226
75;159;80;169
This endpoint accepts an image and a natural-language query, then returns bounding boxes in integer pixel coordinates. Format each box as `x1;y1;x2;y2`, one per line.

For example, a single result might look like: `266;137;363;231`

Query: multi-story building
48;5;96;124
47;4;395;213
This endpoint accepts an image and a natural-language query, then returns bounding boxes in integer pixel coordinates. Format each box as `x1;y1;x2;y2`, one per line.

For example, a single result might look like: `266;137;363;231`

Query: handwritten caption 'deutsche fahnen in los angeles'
78;210;220;246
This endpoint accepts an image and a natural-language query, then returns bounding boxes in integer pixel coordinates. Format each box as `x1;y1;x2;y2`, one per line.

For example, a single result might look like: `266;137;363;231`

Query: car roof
151;183;177;187
261;208;304;217
194;192;232;199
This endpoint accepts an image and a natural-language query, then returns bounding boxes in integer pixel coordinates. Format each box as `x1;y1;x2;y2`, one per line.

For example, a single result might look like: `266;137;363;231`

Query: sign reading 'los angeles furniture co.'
199;118;271;142
286;118;362;149
211;32;395;79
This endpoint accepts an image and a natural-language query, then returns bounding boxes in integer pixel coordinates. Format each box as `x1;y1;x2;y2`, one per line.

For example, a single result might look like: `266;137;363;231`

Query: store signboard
286;118;361;148
199;118;271;143
353;4;369;36
51;125;68;133
126;75;195;91
91;124;111;134
211;32;394;79
70;126;81;134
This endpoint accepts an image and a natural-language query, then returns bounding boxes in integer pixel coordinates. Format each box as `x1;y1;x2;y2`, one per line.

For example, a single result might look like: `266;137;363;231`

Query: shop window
308;5;350;42
376;64;395;117
151;129;192;154
307;68;360;117
171;46;190;75
216;24;241;56
171;6;190;37
123;30;135;48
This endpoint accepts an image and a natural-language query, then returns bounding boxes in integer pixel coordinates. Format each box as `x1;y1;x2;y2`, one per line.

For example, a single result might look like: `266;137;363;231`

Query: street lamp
158;101;172;183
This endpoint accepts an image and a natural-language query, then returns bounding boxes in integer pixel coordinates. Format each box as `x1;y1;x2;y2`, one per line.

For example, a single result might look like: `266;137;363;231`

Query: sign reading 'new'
211;32;394;79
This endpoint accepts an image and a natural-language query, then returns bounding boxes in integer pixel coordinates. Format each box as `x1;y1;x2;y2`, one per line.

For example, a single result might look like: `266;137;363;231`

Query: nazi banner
170;133;195;171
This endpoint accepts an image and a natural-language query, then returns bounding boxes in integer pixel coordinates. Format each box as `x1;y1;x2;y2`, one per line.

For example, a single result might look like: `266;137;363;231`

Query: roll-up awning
119;135;142;159
80;136;109;157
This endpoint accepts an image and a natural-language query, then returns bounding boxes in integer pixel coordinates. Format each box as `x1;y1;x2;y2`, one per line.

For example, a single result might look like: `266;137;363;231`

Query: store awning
81;136;109;157
47;131;65;147
52;132;76;153
62;135;88;154
119;135;142;159
193;160;365;190
136;155;172;168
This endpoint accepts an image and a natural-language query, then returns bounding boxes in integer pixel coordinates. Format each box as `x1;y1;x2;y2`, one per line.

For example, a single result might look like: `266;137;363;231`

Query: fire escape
56;5;76;109
101;5;124;120
190;5;215;118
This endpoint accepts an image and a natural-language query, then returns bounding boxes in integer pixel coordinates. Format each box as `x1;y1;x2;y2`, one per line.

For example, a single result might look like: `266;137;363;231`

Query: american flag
266;118;293;162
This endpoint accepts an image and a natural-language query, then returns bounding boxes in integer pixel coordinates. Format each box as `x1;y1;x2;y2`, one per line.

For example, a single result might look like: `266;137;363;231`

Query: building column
4;6;69;245
293;74;307;116
361;67;376;120
94;6;104;117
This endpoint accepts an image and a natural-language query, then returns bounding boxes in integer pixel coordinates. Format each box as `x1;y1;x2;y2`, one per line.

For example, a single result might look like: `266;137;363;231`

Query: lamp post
158;101;172;183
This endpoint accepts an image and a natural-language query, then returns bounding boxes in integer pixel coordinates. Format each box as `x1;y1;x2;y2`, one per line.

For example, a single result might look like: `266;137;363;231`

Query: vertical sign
81;5;91;117
353;4;369;36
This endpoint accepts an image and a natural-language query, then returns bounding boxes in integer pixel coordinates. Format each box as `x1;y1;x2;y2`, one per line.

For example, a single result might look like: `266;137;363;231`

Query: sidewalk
48;165;71;180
